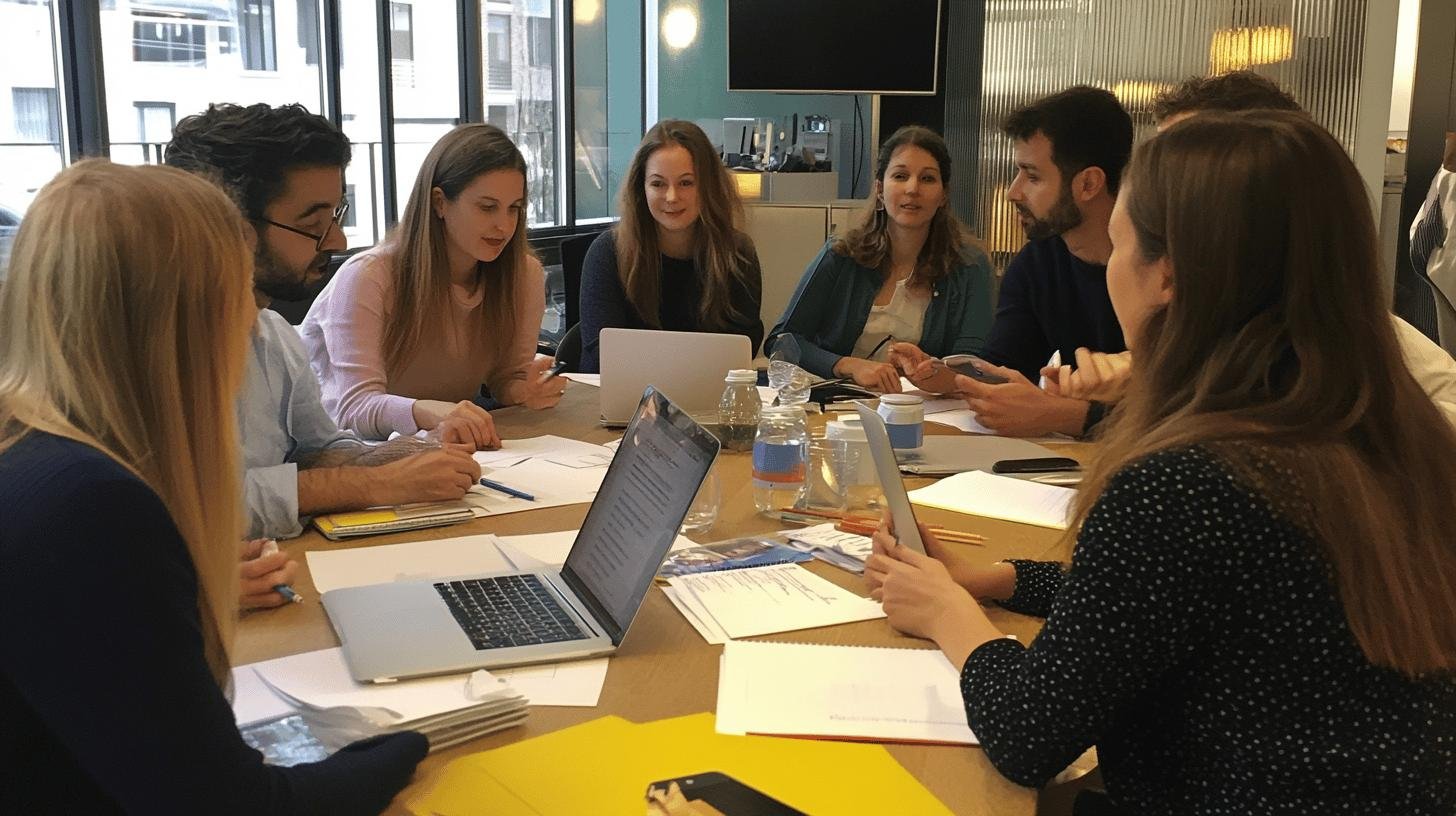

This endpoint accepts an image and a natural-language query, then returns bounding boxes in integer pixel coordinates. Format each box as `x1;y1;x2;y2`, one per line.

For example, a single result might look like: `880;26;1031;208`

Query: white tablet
853;401;926;555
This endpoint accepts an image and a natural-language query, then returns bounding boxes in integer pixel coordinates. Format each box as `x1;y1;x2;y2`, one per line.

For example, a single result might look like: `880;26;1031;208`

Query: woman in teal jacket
767;126;994;392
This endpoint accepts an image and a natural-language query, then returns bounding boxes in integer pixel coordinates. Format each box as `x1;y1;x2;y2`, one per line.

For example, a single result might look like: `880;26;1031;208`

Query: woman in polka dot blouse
866;111;1456;814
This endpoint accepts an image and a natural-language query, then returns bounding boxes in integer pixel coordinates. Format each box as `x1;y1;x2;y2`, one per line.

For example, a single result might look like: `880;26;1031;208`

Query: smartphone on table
645;772;805;816
991;457;1081;474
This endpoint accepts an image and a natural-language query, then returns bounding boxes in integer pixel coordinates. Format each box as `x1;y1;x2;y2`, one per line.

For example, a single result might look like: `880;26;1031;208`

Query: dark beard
253;245;329;303
1017;187;1083;241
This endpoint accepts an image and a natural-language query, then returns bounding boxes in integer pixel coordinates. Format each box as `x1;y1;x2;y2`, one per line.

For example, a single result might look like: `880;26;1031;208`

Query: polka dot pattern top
960;446;1456;814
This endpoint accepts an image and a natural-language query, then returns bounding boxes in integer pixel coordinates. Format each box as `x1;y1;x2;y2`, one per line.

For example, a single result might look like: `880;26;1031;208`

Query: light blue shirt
240;309;365;539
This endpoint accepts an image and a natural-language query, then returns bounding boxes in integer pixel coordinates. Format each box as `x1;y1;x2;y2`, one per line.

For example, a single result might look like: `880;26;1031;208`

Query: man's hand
366;446;483;506
952;361;1090;437
1041;348;1132;403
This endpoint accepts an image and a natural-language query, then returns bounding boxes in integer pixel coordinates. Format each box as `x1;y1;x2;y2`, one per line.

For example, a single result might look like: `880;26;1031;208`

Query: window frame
42;0;642;245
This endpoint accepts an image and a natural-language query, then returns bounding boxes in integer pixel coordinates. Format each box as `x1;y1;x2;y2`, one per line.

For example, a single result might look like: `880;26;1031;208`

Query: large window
101;1;324;165
1;0;64;277
7;0;640;267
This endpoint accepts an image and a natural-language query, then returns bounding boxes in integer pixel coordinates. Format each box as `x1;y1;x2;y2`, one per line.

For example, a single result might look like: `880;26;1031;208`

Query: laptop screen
561;387;720;643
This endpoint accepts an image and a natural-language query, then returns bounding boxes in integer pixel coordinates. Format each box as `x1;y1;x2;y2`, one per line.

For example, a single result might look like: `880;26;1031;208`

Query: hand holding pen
240;538;302;609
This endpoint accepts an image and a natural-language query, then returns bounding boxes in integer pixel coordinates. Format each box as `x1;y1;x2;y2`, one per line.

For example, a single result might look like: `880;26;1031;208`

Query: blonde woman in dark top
0;162;425;813
867;112;1456;813
578;120;763;373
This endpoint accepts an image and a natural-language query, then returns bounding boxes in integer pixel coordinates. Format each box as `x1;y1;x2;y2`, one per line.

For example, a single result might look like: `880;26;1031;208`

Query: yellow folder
407;713;953;816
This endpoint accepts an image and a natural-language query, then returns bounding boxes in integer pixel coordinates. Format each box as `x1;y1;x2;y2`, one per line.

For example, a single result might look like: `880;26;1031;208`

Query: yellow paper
315;509;402;528
408;714;953;816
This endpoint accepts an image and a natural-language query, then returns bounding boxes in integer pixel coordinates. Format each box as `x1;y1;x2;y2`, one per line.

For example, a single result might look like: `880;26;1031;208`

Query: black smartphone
992;457;1081;474
645;772;805;816
539;360;568;382
941;354;1008;385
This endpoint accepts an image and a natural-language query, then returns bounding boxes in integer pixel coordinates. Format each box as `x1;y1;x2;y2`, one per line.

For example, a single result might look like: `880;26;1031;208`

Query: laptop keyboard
434;574;589;651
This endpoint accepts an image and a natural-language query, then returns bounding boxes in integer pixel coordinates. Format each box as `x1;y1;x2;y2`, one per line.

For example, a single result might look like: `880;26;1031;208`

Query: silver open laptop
599;328;752;427
322;387;720;683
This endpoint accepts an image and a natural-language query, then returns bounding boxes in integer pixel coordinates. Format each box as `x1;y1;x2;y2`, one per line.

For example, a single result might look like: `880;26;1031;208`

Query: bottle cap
725;369;757;383
879;393;924;406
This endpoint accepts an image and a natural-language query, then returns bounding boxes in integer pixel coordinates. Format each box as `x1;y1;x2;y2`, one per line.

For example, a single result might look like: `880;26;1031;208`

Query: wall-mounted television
726;0;941;95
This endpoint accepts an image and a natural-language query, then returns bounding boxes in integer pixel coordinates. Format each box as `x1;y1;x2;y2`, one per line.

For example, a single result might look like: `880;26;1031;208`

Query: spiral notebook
715;640;979;745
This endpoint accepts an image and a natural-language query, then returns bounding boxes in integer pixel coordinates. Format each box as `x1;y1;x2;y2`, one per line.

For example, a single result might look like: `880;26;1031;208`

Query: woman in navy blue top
578;120;763;373
767;126;995;392
0;161;426;814
867;112;1456;813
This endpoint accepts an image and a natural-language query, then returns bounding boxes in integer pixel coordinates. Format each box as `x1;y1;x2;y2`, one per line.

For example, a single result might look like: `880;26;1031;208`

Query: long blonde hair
0;160;255;683
381;124;533;378
1075;111;1456;677
615;120;756;329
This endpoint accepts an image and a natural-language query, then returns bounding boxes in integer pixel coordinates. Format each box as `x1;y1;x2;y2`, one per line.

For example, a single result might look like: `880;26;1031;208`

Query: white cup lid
880;394;924;406
726;369;757;383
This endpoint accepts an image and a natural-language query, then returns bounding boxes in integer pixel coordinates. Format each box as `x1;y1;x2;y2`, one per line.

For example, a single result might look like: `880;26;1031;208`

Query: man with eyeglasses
167;103;483;607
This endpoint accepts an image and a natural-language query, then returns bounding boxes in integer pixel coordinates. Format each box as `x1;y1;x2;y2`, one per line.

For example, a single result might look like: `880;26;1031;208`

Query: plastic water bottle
717;369;760;452
752;406;808;515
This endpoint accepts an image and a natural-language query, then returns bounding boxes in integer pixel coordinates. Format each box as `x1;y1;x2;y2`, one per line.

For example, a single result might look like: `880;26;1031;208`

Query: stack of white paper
716;640;977;745
783;523;873;574
907;470;1075;529
465;436;616;518
249;647;529;751
663;563;884;644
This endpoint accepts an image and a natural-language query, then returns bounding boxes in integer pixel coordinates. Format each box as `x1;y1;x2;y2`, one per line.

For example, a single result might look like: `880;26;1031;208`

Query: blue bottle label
886;421;923;449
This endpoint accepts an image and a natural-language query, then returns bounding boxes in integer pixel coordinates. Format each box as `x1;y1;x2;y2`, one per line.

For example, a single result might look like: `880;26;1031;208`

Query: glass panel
0;0;64;277
100;0;324;167
483;0;558;227
390;0;459;217
573;0;641;221
975;0;1373;266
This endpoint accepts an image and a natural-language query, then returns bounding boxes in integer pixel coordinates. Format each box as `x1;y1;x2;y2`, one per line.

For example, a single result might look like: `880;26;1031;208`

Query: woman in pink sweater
303;125;566;445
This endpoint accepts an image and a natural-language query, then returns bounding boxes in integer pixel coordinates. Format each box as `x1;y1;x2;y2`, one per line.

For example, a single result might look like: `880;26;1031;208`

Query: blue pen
274;584;304;604
479;477;537;501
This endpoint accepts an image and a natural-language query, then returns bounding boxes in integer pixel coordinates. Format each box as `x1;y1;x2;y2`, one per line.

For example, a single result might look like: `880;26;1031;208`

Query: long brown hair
835;125;976;285
615;119;754;329
0;161;254;683
381;124;533;377
1075;110;1456;677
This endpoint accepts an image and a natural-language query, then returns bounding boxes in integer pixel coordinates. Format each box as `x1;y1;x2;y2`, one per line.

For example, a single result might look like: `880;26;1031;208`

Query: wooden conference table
235;385;1085;815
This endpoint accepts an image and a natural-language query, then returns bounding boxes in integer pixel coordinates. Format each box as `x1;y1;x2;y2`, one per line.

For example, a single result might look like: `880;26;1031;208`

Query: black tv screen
727;0;941;95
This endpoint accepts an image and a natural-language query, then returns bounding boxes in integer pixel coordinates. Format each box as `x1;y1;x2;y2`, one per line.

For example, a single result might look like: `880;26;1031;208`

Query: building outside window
240;0;278;71
132;13;208;65
12;87;59;144
486;13;512;90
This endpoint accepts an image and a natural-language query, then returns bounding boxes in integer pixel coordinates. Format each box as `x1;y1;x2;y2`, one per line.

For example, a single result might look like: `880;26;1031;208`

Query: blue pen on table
479;477;537;501
258;538;304;604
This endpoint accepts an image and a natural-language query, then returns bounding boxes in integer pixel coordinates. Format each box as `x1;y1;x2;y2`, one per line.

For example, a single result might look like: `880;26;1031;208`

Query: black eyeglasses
256;202;350;252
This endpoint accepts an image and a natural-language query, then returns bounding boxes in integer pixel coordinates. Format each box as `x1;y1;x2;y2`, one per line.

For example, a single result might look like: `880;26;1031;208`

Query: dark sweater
962;446;1456;814
578;229;764;373
766;240;997;379
979;236;1126;383
0;432;428;815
